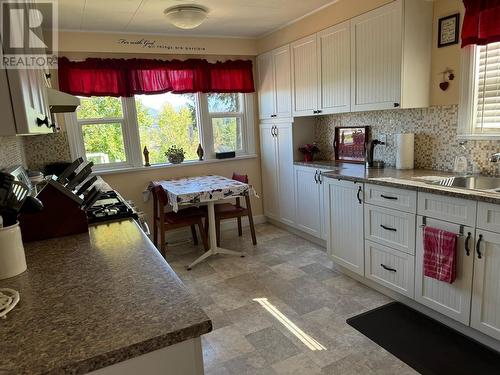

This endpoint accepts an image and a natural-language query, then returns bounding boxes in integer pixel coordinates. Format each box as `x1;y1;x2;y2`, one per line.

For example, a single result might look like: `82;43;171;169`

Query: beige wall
101;157;263;229
256;0;392;53
59;31;258;56
430;0;463;106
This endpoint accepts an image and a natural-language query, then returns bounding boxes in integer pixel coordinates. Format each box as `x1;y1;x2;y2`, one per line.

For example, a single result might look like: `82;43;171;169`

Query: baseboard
266;217;326;248
338;265;500;353
156;215;266;245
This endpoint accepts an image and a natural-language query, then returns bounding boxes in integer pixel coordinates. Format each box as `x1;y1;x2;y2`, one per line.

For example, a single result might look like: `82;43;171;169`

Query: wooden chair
213;173;257;246
150;182;209;257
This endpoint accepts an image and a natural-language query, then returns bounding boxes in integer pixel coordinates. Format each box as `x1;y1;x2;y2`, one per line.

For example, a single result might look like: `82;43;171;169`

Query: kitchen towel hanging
396;133;414;170
423;226;457;284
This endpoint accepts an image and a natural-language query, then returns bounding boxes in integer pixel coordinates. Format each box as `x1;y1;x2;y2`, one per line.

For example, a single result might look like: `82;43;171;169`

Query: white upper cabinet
257;46;292;120
351;0;432;111
291;35;318;117
317;21;351;115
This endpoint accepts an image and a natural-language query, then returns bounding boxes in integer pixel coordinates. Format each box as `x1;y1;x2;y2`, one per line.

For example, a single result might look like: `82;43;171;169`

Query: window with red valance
462;0;500;47
58;57;255;97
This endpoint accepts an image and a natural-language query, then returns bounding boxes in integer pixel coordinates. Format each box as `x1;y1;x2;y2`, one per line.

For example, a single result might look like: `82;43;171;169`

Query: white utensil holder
0;222;27;280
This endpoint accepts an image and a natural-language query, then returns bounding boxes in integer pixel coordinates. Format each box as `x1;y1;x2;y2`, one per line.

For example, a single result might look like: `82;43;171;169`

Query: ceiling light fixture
164;5;208;30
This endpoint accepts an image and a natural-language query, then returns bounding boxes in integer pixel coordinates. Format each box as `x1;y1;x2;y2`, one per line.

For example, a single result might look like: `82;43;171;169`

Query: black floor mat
346;302;500;375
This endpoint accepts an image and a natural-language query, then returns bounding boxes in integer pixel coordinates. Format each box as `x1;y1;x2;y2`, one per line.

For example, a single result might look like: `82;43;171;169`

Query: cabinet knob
393;103;400;108
45;73;51;80
317;110;322;114
36;116;49;127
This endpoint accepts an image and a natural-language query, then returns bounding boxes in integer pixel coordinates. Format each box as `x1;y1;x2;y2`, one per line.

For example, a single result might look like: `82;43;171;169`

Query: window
66;93;255;170
136;93;200;164
459;42;500;138
207;93;245;154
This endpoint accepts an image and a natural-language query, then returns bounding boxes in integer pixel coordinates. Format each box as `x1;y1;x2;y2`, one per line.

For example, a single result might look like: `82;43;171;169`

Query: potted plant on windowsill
166;146;185;164
298;143;320;162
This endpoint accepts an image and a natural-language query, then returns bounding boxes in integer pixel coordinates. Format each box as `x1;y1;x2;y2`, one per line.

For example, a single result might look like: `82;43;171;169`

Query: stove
86;190;137;224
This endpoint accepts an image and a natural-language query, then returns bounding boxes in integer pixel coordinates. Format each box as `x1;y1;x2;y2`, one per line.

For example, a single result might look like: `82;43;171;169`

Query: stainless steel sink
430;176;500;192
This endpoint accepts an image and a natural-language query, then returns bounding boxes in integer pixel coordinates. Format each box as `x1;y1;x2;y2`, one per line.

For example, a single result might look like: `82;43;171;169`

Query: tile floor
166;224;418;375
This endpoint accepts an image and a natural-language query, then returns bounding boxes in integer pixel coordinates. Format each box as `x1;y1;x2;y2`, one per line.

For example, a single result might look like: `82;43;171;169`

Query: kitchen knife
56;157;83;185
66;162;94;191
82;186;102;210
76;176;98;196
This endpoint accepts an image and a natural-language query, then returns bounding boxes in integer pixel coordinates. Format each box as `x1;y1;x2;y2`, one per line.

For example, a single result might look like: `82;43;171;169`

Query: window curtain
462;0;500;47
58;57;255;97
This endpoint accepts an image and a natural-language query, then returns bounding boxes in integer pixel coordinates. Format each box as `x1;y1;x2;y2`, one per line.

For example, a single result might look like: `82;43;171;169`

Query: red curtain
462;0;500;47
58;57;255;97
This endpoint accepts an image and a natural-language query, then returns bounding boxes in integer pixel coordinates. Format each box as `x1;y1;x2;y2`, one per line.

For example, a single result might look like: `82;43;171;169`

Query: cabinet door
317;21;351;114
7;68;52;134
275;122;296;226
471;230;500;340
291;35;318;117
350;1;402;112
259;123;279;219
273;46;292;119
294;167;321;237
326;179;364;275
257;52;275;120
319;170;328;241
415;216;474;325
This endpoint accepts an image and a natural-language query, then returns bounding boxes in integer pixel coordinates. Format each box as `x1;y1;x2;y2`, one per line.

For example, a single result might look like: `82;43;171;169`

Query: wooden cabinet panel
317;21;350;114
471;230;500;340
365;240;414;298
276;122;295;226
417;192;477;227
326;178;364;275
415;216;474;325
260;123;279;219
350;0;402;111
364;183;417;213
364;204;416;255
291;35;318;117
273;46;292;118
257;52;275;120
294;166;322;237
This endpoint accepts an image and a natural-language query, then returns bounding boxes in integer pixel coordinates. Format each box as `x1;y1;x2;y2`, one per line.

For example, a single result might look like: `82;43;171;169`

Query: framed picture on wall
438;13;460;48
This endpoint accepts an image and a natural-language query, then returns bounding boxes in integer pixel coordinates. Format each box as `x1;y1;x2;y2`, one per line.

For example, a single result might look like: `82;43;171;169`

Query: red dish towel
423;226;457;284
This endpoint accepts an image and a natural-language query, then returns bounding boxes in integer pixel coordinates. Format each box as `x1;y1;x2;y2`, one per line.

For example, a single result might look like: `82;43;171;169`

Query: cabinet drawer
364;204;416;254
417;192;477;226
364;240;415;298
477;202;500;232
364;184;417;213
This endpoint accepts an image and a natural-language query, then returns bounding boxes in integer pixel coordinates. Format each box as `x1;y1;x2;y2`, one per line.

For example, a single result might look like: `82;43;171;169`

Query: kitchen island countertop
0;219;212;374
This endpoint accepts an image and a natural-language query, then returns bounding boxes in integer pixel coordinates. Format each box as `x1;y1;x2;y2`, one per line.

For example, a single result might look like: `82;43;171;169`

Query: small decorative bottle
197;144;204;161
143;146;151;167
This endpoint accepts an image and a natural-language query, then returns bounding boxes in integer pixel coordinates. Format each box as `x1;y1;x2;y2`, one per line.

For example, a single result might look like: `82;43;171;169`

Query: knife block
19;180;88;242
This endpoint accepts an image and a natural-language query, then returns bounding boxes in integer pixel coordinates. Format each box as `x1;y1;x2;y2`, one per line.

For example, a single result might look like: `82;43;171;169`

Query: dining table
154;175;257;270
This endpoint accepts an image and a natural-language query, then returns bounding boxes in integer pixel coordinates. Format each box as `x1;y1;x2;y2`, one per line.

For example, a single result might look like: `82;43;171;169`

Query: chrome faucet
489;153;500;162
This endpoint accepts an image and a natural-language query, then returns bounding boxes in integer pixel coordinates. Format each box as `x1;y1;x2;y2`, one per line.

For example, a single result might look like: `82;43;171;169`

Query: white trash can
0;222;27;280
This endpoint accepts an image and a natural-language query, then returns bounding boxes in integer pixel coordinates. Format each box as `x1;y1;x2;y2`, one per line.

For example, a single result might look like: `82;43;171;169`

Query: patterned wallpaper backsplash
315;105;500;176
0;136;26;169
23;132;72;172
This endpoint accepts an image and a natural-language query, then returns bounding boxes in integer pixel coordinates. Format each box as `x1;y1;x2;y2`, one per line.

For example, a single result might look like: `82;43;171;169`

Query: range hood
47;88;80;113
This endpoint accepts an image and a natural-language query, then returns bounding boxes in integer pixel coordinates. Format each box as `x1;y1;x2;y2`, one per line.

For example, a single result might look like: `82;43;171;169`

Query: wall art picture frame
333;126;368;163
438;13;460;48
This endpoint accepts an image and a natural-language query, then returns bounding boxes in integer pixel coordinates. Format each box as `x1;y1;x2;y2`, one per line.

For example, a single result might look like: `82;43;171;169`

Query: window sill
457;134;500;141
93;154;258;175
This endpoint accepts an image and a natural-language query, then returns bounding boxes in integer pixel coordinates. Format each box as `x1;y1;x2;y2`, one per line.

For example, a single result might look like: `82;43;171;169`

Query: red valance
462;0;500;47
58;57;255;97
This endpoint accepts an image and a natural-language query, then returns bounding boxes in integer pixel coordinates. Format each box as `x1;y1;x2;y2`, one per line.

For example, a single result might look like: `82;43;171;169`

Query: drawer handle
465;232;471;256
380;194;398;200
476;234;483;259
380;224;397;232
380;264;397;272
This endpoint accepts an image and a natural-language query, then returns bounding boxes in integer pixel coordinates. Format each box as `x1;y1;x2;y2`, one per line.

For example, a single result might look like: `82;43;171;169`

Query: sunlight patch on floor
253;298;327;351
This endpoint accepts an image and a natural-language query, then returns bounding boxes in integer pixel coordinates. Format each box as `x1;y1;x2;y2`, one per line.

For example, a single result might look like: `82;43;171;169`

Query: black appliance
86;190;137;224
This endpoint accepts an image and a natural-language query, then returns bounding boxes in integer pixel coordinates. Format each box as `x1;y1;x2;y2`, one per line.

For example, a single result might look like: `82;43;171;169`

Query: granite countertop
0;220;212;375
295;160;500;204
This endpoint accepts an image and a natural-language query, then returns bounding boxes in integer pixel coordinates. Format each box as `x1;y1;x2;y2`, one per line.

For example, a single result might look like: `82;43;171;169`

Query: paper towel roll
396;133;414;170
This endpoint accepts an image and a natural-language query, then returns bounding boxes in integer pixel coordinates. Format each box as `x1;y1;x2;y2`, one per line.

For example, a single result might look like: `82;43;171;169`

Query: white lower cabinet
326;178;364;275
365;240;414;298
471;229;500;341
294;166;328;239
415;216;474;325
